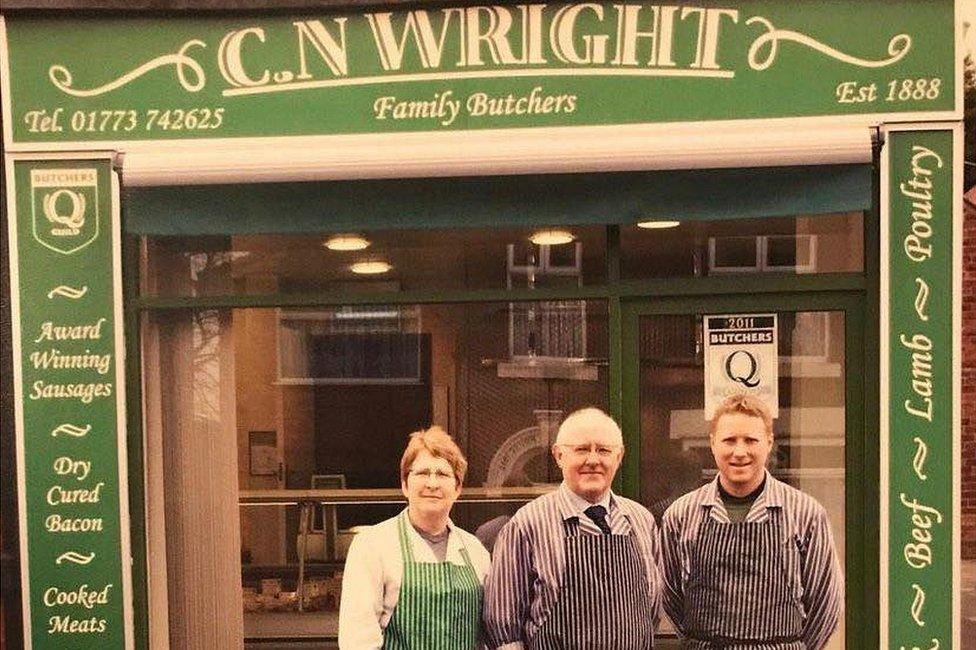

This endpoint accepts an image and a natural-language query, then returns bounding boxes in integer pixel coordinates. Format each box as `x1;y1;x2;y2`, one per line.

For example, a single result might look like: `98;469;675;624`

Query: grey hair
554;407;623;446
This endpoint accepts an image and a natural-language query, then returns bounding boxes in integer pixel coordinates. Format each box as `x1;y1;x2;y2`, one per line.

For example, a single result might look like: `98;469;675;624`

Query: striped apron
681;510;804;650
530;517;655;649
383;513;483;650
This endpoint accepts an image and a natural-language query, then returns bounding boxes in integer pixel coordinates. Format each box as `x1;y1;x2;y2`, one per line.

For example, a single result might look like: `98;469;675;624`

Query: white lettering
293;19;350;78
683;7;738;69
551;4;609;64
613;4;679;66
53;457;92;481
45;514;104;533
901;145;943;263
900;493;943;569
367;10;463;70
217;27;270;87
46;482;105;506
34;319;106;343
43;584;112;610
47;615;108;634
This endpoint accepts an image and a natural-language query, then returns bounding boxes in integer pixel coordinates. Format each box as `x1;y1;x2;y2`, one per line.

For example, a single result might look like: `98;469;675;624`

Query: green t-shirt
718;477;766;523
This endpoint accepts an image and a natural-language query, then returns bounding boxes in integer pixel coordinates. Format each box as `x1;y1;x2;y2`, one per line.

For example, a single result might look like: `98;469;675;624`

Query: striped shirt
483;483;664;649
661;471;843;650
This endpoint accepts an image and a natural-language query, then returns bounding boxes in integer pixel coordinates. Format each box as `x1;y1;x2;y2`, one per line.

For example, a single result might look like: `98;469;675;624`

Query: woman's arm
338;532;386;649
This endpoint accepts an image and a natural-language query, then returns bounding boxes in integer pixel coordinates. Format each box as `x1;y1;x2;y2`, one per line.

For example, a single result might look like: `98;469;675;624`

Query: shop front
0;2;964;648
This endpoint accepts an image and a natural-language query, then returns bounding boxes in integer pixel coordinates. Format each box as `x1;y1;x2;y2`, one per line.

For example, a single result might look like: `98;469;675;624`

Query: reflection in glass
620;212;864;278
144;300;607;643
141;226;607;297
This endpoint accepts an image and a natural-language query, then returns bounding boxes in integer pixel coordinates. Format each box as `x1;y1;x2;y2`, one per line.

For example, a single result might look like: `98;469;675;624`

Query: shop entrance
126;171;873;647
620;293;867;649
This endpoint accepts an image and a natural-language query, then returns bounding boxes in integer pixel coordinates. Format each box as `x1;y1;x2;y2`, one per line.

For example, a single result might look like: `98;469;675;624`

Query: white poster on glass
704;313;779;420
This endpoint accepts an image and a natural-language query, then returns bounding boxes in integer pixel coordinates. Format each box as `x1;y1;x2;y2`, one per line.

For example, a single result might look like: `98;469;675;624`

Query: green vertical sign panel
886;130;954;649
7;158;131;648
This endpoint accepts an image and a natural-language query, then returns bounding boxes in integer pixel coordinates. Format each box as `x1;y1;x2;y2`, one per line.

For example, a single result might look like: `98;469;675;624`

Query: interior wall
235;295;286;565
424;305;460;433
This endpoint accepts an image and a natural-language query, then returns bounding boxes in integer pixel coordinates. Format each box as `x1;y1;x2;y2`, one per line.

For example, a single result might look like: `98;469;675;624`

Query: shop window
141;226;607;297
141;300;608;644
619;212;864;278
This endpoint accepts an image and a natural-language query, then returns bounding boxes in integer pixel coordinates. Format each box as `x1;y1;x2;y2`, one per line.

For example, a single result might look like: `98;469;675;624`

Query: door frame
618;290;869;649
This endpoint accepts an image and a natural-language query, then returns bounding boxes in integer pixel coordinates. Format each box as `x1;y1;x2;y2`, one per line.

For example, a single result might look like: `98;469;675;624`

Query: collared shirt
338;509;491;650
565;487;612;518
661;471;844;650
483;483;664;650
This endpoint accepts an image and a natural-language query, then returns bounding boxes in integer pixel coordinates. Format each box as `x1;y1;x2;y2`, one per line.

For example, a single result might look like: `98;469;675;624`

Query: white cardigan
338;510;492;649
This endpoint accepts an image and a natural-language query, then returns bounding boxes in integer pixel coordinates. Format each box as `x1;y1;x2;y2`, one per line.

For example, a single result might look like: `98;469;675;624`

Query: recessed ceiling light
636;220;681;229
529;229;575;245
324;234;370;251
350;261;392;275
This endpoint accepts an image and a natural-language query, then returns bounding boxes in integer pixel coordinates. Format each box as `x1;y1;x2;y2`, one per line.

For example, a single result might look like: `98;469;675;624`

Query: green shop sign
884;129;956;649
6;157;132;649
0;0;957;145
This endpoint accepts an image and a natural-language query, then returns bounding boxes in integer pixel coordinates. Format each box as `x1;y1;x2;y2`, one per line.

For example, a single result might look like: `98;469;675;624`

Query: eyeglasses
558;444;621;459
409;468;456;482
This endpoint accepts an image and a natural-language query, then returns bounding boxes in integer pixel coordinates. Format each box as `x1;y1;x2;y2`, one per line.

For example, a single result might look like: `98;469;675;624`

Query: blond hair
400;426;468;486
710;393;774;438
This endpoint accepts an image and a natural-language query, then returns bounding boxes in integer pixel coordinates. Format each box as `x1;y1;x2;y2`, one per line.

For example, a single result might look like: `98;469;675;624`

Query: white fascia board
121;119;874;186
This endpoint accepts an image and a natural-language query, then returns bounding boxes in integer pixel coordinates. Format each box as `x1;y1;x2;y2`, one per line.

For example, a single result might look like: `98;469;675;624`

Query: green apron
383;511;483;650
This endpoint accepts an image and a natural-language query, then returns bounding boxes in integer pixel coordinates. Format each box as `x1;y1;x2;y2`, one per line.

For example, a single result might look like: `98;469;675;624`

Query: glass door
620;293;866;650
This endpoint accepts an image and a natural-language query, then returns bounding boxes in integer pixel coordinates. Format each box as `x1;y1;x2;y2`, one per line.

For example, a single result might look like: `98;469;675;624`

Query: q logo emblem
43;189;87;234
725;349;761;388
31;168;100;255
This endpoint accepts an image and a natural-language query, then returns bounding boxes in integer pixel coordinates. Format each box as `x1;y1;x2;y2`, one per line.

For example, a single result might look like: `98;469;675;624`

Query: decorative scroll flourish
911;437;929;480
914;278;930;321
910;583;927;626
51;423;91;438
56;551;96;565
47;285;89;300
49;39;207;97
746;16;911;71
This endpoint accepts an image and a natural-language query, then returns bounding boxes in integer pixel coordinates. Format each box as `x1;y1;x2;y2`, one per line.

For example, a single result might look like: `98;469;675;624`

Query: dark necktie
584;504;611;535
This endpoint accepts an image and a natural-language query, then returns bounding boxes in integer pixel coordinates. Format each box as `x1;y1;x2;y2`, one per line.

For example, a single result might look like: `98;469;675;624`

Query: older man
662;394;843;650
484;407;663;649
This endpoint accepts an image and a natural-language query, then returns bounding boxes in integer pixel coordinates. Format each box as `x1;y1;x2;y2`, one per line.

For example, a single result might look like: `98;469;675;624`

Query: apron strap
455;537;476;572
396;511;416;564
399;510;471;568
560;516;582;538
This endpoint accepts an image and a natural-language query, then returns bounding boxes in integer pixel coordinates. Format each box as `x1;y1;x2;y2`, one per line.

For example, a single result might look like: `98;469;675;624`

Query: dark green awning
124;164;872;235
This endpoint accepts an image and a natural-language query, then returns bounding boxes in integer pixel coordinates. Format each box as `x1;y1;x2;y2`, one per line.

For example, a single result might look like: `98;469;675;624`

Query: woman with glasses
339;426;490;649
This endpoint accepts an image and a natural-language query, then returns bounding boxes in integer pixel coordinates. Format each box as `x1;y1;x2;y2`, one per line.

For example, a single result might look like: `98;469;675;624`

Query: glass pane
637;310;846;649
140;226;607;297
620;212;864;278
141;309;245;647
144;300;607;643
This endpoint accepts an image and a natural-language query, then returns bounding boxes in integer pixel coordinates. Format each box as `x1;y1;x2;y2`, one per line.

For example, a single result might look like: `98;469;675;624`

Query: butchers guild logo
724;349;761;388
31;168;99;255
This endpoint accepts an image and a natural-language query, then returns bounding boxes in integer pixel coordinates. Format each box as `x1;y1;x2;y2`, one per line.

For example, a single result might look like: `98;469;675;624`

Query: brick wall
963;187;975;559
